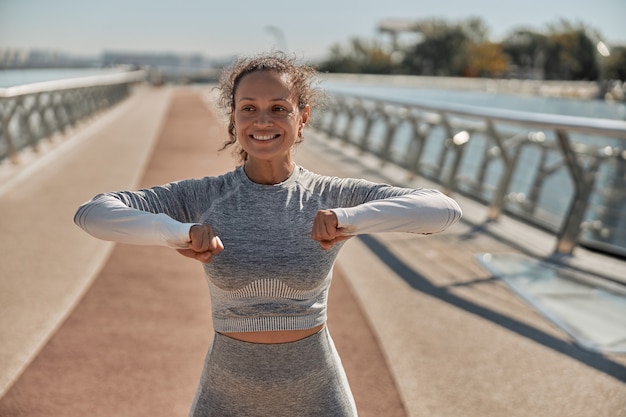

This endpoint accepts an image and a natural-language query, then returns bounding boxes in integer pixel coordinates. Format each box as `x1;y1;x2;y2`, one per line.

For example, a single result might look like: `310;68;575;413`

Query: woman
74;52;462;416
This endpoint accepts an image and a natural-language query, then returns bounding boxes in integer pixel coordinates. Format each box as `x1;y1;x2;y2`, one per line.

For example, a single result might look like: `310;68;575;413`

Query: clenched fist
177;224;224;263
311;210;351;250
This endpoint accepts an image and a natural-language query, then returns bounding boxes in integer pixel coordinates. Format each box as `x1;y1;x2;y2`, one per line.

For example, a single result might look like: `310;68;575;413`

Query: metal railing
313;93;626;257
0;70;146;163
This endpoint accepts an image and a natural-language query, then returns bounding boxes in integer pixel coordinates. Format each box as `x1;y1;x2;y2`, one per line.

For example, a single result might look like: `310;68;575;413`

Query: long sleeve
331;189;461;235
74;193;198;248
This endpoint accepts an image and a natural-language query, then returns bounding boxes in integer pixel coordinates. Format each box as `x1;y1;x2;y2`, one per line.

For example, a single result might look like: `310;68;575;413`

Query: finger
311;221;323;241
318;234;352;250
177;248;214;264
199;227;216;252
196;251;213;264
324;218;338;238
319;240;334;250
188;225;206;251
319;237;341;250
314;222;342;242
311;212;323;240
190;225;221;253
312;211;338;241
209;235;224;254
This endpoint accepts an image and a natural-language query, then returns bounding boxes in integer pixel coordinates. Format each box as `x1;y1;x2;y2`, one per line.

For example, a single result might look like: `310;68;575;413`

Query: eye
241;105;255;112
272;105;287;112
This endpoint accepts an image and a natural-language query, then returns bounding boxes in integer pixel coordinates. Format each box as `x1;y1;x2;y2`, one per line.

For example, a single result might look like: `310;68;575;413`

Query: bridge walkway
0;85;624;417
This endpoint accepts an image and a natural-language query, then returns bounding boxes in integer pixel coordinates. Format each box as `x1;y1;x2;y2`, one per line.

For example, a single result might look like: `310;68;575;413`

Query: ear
300;104;310;126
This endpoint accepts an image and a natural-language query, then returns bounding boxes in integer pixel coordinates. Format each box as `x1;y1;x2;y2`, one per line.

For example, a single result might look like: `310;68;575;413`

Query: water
0;68;126;88
323;82;626;121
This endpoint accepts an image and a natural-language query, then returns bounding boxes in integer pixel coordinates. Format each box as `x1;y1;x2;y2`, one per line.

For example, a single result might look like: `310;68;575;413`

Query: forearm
331;190;461;235
74;195;197;248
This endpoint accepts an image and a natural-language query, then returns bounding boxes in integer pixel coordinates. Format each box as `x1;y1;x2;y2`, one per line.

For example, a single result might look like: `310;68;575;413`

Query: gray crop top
74;165;462;333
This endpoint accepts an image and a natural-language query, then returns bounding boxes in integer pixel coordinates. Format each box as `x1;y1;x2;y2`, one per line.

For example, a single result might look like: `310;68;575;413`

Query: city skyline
1;0;625;60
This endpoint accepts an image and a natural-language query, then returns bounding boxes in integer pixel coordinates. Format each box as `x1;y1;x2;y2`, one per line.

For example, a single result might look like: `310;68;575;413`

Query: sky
1;0;625;61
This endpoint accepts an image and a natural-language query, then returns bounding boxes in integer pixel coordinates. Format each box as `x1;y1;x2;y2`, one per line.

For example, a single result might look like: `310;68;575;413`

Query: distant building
0;48;100;69
101;51;206;68
0;47;227;85
101;51;224;84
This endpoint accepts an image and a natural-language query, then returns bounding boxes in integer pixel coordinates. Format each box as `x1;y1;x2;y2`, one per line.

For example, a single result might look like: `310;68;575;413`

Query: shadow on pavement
358;234;626;383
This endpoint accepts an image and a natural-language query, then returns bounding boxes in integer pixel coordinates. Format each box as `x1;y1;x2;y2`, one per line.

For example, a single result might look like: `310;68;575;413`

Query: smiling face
232;70;309;166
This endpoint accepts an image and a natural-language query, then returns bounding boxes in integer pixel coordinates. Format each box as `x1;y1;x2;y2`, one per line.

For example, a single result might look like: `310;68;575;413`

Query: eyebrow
236;97;291;102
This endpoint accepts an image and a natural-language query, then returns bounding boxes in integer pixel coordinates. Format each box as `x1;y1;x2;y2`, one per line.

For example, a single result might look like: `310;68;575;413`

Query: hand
176;224;224;263
311;210;351;250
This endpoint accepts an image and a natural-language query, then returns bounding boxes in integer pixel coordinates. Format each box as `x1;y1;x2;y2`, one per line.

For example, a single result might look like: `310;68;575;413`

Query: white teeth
252;134;276;141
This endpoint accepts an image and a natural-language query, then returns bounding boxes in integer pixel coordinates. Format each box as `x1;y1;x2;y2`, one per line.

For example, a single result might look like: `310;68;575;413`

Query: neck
243;159;295;185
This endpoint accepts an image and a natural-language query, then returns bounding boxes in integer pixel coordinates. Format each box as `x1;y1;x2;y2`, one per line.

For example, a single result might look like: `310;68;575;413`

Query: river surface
322;81;626;121
0;68;126;88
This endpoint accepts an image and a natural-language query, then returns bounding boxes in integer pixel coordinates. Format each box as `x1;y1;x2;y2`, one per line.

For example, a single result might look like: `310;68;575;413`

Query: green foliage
402;21;468;76
542;20;598;80
317;17;624;83
605;46;626;81
317;38;394;74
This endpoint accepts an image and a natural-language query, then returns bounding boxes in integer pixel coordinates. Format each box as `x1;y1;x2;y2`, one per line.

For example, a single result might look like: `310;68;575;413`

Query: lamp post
586;29;611;99
265;26;288;52
595;40;611;98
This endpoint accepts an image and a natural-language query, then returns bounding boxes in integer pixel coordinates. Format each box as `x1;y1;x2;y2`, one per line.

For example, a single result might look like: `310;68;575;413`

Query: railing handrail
318;91;626;258
0;70;145;164
332;93;626;139
0;70;147;98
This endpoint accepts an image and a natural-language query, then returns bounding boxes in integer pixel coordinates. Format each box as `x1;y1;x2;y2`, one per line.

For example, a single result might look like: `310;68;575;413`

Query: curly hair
216;52;324;163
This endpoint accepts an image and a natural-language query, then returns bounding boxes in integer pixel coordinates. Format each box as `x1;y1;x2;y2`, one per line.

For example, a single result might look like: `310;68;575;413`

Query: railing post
440;112;471;193
584;152;626;252
359;102;385;153
379;107;401;165
406;116;429;179
437;112;454;183
445;131;470;195
358;107;375;151
486;120;516;220
554;129;598;255
340;110;354;142
327;96;344;140
1;98;20;163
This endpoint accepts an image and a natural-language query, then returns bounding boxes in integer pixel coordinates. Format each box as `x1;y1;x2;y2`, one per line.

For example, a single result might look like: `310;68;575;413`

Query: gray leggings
189;327;358;417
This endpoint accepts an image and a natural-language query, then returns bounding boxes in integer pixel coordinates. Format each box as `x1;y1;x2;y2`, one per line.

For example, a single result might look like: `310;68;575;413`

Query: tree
401;19;469;76
605;46;626;81
397;17;505;77
464;42;509;77
501;20;602;81
502;30;549;79
317;16;623;85
544;24;598;80
317;38;394;74
459;17;491;43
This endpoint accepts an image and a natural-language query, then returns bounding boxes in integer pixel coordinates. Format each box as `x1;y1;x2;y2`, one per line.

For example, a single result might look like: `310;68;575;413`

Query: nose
254;109;273;126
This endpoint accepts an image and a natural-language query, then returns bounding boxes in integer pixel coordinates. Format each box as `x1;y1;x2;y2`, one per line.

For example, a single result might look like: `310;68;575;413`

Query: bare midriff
219;323;326;344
